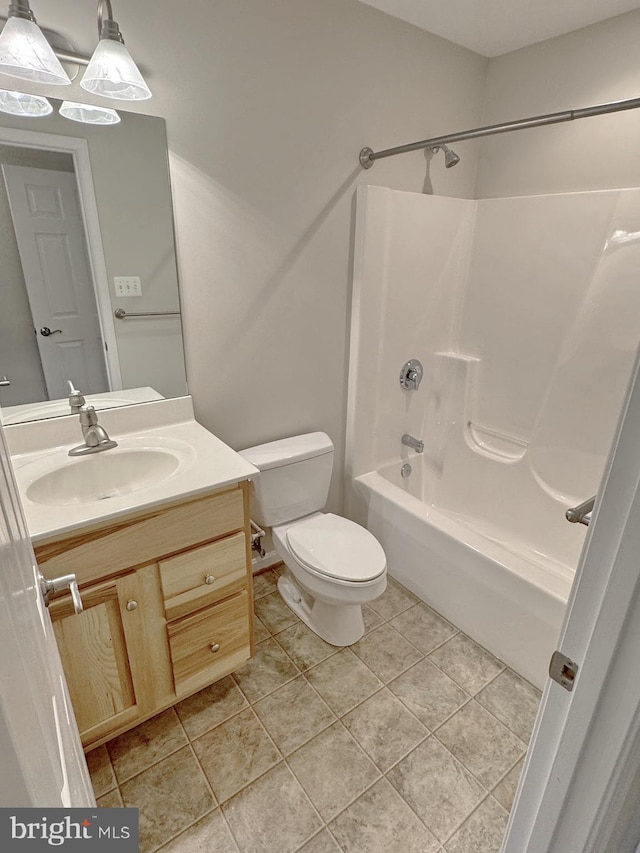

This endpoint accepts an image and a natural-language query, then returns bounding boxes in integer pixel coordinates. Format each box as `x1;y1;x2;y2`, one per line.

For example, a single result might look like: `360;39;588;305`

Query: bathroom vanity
6;398;258;751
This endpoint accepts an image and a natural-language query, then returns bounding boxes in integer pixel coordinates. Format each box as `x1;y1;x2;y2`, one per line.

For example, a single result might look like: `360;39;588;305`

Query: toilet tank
239;432;334;527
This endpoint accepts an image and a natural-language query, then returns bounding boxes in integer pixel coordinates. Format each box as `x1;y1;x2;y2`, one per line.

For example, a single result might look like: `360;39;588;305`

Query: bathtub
355;463;575;689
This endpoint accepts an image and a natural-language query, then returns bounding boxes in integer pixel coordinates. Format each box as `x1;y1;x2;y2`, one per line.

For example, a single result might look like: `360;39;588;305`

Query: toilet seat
286;513;386;583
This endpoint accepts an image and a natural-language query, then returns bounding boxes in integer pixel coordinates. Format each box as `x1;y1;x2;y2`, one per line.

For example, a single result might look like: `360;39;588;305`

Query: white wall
476;9;640;198
12;0;486;511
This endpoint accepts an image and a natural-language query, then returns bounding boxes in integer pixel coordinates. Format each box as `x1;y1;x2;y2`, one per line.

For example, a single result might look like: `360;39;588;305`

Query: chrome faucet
402;433;424;453
68;405;118;456
67;380;85;414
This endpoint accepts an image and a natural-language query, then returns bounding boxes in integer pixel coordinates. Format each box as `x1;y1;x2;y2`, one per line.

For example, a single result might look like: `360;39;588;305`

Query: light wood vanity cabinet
37;482;254;751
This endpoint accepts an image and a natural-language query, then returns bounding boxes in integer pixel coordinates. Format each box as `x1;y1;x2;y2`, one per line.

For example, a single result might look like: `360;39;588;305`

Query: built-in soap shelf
432;351;528;463
466;421;528;461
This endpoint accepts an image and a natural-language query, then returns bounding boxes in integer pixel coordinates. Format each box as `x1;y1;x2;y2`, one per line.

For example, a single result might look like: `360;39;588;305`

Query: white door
0;421;93;806
2;165;108;401
503;343;640;852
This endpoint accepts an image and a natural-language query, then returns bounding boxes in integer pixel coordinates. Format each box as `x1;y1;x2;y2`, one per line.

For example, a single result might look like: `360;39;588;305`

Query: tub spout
402;434;424;453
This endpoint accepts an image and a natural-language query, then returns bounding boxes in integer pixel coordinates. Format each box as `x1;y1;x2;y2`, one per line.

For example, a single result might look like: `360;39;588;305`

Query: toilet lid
286;513;386;582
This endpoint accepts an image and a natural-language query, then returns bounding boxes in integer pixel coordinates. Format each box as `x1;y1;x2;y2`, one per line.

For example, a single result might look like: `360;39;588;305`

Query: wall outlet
114;276;142;297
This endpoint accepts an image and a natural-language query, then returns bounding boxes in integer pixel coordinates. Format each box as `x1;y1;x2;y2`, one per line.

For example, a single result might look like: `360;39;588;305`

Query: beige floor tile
329;777;440;853
362;603;384;634
390;602;458;654
157;809;239;853
386;737;485;843
351;623;423;683
275;621;339;671
297;829;342;852
305;648;383;716
193;708;280;803
476;668;541;743
428;634;505;695
444;796;509;853
492;757;524;812
107;708;188;784
232;637;300;702
97;788;123;808
287;722;381;821
388;658;469;730
342;688;428;771
86;745;116;798
252;569;279;600
368;577;418;621
436;701;526;789
121;746;215;853
252;615;271;644
254;591;299;634
175;675;248;740
253;675;336;756
222;763;322;853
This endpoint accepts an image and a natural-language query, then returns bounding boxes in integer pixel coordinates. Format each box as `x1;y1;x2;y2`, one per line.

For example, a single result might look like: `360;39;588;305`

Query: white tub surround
6;396;258;542
347;185;640;688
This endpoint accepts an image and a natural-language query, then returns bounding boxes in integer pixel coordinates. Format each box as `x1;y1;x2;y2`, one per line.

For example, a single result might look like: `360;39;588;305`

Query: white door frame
0;421;93;806
0;126;122;390
504;344;640;852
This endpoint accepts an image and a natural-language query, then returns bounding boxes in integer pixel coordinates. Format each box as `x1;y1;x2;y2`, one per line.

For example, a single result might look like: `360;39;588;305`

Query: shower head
428;144;460;168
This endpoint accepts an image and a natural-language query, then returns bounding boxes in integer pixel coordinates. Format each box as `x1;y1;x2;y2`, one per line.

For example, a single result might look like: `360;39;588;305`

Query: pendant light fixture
80;0;151;101
0;87;51;116
59;100;120;125
0;0;71;85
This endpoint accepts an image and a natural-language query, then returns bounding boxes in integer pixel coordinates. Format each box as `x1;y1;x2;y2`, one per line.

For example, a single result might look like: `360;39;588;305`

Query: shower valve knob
400;359;423;391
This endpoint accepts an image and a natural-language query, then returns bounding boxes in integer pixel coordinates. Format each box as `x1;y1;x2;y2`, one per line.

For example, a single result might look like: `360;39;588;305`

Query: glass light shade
59;100;120;125
80;38;151;101
0;88;52;117
0;17;71;85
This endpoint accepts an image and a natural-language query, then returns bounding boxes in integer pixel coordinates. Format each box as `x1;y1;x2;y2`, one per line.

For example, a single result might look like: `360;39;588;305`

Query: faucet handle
400;359;423;391
79;404;98;426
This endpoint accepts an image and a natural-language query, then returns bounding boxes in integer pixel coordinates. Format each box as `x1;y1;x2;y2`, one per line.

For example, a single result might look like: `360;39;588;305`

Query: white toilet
240;432;387;646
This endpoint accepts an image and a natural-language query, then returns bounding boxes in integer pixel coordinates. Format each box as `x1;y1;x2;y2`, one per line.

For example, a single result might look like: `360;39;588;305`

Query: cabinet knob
210;642;221;653
126;600;138;611
204;574;216;585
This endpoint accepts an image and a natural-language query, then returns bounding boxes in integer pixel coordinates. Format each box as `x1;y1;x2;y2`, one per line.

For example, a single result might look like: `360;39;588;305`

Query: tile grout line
148;714;222;853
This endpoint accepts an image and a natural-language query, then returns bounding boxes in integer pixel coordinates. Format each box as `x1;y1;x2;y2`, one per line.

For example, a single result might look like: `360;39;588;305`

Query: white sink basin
25;441;193;506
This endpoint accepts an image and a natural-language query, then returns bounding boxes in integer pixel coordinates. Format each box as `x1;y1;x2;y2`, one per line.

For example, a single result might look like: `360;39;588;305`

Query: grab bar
566;495;596;526
114;308;180;319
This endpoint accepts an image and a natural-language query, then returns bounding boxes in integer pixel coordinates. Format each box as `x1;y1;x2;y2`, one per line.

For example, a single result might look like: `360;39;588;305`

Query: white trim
0;126;122;390
504;346;640;852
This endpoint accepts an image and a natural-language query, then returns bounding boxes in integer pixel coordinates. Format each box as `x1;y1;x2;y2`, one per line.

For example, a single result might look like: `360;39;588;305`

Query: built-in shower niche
347;184;640;686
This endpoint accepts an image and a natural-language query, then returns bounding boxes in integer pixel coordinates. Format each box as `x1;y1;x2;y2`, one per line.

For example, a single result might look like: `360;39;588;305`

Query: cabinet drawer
167;590;250;697
35;485;246;587
159;532;247;621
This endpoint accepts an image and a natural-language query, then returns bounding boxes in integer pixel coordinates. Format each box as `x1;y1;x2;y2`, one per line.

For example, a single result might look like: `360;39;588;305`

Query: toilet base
277;574;365;646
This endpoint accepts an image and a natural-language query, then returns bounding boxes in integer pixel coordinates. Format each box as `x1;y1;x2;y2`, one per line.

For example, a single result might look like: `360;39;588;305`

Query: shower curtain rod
359;95;640;168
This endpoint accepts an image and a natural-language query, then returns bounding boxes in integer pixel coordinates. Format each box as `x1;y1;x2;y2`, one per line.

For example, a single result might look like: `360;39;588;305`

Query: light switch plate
114;276;142;297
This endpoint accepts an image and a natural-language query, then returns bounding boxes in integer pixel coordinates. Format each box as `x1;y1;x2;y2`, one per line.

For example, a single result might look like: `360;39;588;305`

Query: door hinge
549;650;579;691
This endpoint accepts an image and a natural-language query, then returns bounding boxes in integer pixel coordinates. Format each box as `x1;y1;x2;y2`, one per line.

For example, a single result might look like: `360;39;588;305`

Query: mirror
0;100;187;425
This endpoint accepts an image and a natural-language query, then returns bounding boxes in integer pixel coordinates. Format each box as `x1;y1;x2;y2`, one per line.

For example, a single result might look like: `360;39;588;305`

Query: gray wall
19;0;486;512
475;10;640;198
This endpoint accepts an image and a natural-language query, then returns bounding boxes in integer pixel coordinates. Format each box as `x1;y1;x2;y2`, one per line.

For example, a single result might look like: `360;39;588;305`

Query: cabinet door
49;574;144;746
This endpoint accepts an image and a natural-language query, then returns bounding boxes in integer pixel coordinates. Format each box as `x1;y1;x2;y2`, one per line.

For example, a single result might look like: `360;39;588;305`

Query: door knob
39;572;83;615
40;327;63;337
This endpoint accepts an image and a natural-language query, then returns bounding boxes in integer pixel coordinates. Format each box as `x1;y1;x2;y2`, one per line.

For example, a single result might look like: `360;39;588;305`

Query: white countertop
6;396;258;543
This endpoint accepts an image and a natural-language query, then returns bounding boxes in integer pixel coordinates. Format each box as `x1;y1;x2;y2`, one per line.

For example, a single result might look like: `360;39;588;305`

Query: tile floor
87;569;541;853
